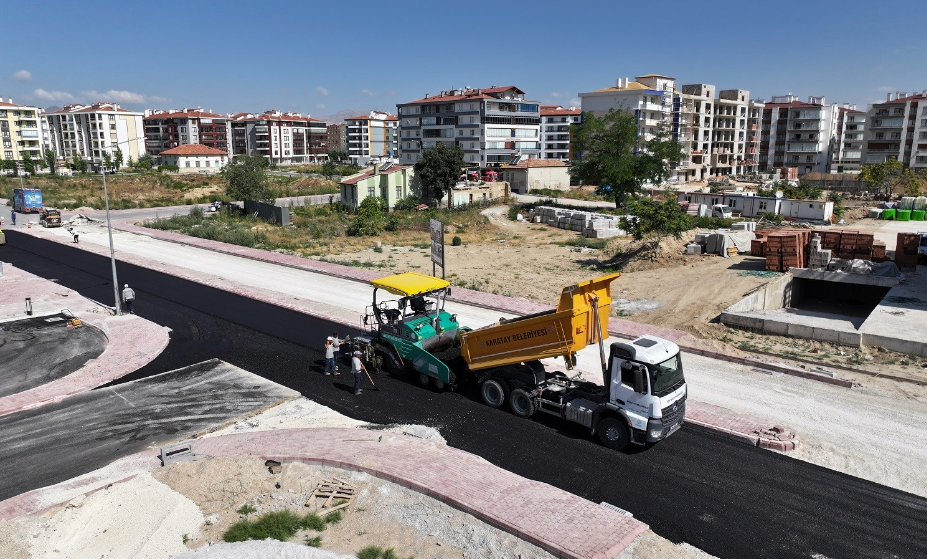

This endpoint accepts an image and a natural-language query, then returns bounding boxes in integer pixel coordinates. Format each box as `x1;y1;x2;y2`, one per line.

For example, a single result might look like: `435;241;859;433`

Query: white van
711;204;733;219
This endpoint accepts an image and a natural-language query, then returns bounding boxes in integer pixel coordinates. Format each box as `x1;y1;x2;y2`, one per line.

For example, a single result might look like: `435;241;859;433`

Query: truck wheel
418;373;431;387
509;389;535;418
433;379;447;392
480;379;508;409
385;355;406;375
597;417;630;450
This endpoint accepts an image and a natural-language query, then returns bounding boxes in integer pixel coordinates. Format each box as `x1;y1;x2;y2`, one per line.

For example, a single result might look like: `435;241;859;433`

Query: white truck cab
711;204;733;219
607;335;687;444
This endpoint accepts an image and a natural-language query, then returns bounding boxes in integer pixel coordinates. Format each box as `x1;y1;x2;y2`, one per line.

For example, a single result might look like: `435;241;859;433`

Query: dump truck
40;208;62;228
349;272;687;449
12;188;43;214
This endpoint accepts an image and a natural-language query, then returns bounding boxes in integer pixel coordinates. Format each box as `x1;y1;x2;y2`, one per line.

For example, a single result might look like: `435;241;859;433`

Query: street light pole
101;166;122;316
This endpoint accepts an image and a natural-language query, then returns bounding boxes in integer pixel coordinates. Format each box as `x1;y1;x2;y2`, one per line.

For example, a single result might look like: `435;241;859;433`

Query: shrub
357;546;414;559
159;164;180;172
692;216;733;229
452;236;462;246
222;510;340;543
759;211;782;223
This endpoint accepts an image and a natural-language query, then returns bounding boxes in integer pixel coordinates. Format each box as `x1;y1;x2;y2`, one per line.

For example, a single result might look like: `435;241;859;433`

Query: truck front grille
661;397;686;427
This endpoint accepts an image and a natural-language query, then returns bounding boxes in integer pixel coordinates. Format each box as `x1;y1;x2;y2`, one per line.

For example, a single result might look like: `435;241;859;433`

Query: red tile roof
160;144;229;156
346;114;399;121
883;93;927;104
0;100;35;109
403;86;527;105
146;109;225;120
232;112;323;123
541;107;580;116
48;103;137;114
762;100;822;109
340;165;411;185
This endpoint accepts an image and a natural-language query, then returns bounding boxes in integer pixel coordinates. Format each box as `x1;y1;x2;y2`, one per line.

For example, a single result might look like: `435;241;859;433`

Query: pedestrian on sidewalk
122;283;136;314
324;334;341;375
352;350;368;395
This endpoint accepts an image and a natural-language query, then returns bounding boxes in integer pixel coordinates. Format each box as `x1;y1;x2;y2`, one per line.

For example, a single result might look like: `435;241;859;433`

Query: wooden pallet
305;477;357;516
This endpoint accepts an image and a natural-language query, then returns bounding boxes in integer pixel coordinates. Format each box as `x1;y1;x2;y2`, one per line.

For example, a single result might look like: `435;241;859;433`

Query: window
758;201;768;210
185;160;191;167
367;186;375;198
396;185;402;198
110;124;116;130
195;160;201;167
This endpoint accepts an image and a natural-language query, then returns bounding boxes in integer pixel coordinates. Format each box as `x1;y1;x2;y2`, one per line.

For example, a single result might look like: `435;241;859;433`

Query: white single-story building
159;144;229;174
677;191;832;221
499;159;571;193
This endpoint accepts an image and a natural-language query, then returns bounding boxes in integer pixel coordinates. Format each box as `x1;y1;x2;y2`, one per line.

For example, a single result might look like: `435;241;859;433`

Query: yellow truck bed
459;273;618;370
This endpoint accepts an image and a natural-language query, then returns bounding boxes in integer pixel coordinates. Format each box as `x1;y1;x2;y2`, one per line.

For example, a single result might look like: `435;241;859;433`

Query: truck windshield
649;354;684;395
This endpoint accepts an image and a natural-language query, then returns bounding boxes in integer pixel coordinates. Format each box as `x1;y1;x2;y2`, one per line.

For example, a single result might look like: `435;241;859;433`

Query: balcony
254;126;269;133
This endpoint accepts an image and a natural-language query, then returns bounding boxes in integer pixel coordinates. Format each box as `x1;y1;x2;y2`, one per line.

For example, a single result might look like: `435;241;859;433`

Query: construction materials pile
531;206;630;239
691;229;755;257
753;228;914;272
895;232;921;269
760;230;810;272
881;197;927;221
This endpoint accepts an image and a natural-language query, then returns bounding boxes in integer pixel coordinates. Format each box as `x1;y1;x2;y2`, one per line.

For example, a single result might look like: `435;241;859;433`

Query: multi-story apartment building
540;105;580;160
344;111;398;165
230;110;327;165
832;105;865;172
758;95;838;175
143;108;230;158
0;99;42;163
45;102;145;167
745;100;764;175
327;123;346;155
396;86;541;166
675;83;715;181
579;75;677;146
861;91;927;170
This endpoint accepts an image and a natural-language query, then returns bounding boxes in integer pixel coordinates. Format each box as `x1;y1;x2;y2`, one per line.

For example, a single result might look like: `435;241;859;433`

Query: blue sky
4;0;925;120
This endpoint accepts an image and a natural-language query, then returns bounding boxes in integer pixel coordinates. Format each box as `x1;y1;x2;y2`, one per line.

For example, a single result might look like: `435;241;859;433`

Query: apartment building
758;95;838;175
45;102;145;167
327;123;346;154
540;105;580;160
579;75;677;146
832;105;865;172
230;110;327;165
396;86;541;166
675;83;715;181
143;108;230;158
344;111;398;165
0;98;42;163
861;91;927;170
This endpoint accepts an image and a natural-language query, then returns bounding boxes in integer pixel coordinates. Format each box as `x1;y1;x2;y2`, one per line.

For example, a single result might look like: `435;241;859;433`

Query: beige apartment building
0;98;43;163
862;91;927;170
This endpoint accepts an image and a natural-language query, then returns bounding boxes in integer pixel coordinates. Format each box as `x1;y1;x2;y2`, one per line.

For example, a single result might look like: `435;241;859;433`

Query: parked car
40;208;62;228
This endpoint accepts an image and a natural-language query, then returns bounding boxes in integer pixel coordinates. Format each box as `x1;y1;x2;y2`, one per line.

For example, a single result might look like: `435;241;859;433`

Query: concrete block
765;320;790;336
788;323;815;339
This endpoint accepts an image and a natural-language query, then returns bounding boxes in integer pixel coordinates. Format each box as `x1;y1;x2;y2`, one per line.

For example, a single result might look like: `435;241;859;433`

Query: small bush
237;504;257;515
452;236;462;246
560;237;607;250
759;211;783;223
304;535;322;547
358;546;414;559
222;509;341;543
691;216;733;229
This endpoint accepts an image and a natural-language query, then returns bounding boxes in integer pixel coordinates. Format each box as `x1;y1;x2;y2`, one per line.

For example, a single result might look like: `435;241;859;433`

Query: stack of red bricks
895;232;920;268
765;231;808;271
873;241;887;262
750;230;768;257
822;230;875;260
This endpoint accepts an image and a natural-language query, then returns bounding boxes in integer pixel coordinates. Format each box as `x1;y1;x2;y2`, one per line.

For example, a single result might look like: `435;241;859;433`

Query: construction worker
352;351;368;395
324;335;340;375
122;284;136;314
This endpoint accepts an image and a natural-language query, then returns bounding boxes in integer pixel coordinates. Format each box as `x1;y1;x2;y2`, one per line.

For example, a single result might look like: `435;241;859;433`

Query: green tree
114;147;124;171
43;149;57;175
0;158;16;174
757;179;822;200
619;195;691;258
414;143;464;208
71;153;88;173
570;109;683;208
136;153;155;170
223;154;272;201
103;151;113;170
327;150;347;163
320;160;339;180
22;152;36;175
828;190;846;221
347;196;387;236
860;160;925;197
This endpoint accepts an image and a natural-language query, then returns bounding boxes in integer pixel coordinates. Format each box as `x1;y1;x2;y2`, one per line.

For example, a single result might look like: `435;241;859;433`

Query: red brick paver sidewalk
0;264;170;416
687;401;800;451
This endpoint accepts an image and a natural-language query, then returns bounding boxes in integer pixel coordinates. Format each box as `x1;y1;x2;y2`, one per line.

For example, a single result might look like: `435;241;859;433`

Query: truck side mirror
446;288;452;296
633;368;646;394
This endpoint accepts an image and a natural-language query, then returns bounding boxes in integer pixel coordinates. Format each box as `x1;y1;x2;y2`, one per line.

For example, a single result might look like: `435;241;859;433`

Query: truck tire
480;379;508;409
509;388;535;418
418;373;431;387
597;417;630;450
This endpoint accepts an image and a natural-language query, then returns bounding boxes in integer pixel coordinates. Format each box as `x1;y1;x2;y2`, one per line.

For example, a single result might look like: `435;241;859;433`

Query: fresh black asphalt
0;313;106;397
3;231;927;559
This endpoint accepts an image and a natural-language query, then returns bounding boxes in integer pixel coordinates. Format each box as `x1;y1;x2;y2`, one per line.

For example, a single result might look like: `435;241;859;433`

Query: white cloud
316;86;329;96
316;103;326;109
12;70;32;82
360;89;375;96
569;98;581;107
876;86;895;92
80;90;168;104
34;88;75;102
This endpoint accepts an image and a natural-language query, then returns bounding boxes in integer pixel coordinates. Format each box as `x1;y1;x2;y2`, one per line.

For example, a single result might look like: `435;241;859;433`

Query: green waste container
883;208;896;220
912;210;926;221
897;209;911;221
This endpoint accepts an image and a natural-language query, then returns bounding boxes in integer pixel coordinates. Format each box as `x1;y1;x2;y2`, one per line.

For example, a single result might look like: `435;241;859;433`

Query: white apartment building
396;86;541;166
579;75;677;146
0;98;42;163
759;95;838;175
344;111;398;166
861;91;927;170
45;102;146;167
540;105;580;160
676;83;715;182
832;105;865;172
144;108;230;158
230;110;327;165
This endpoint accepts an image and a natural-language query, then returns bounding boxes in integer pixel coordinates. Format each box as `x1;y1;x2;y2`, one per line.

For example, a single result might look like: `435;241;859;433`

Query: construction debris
305;478;357;516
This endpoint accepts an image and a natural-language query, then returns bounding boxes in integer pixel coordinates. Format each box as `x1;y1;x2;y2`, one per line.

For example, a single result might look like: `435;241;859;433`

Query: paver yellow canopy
460;273;620;370
371;272;451;297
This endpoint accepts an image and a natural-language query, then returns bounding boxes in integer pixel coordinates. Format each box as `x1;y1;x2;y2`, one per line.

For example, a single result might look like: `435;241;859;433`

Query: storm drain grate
599;501;633;517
